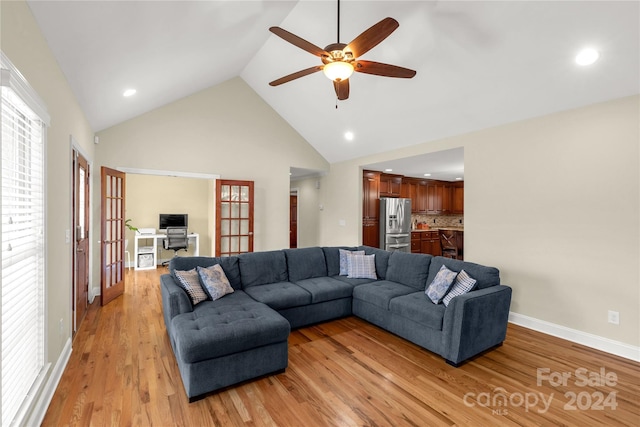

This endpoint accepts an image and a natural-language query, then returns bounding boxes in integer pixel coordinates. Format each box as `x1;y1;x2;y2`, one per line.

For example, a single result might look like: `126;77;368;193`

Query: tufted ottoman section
169;292;290;400
172;297;290;363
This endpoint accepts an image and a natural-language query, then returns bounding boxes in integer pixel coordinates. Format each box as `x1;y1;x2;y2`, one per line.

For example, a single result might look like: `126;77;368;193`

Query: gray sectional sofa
160;246;512;401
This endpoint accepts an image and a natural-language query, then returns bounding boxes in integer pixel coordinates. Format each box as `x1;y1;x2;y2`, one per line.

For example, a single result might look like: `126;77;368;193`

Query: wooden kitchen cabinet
379;173;403;197
420;231;442;256
362;170;380;247
452;182;464;214
363;170;380;220
411;232;421;253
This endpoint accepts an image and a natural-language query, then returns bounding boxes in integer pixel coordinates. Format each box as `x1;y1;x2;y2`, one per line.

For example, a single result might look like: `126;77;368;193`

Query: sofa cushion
358;246;391;280
171;292;290;363
238;250;288;288
385;251;432;290
425;265;458;304
174;269;208;306
196;265;234;301
284;247;327;282
427;257;500;290
295;276;354;304
442;269;477;307
170;256;242;290
332;275;377;287
243;281;311;310
389;292;446;331
352;280;416;310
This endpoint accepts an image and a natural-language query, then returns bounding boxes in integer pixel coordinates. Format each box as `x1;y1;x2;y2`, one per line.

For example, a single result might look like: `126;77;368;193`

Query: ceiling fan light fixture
323;61;354;82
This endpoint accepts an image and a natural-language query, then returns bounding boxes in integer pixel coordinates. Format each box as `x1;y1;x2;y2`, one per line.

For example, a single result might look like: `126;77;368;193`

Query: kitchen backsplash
412;214;464;229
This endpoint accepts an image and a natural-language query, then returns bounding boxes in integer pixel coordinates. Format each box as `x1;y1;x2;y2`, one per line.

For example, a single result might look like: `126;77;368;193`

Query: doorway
72;148;90;335
290;190;298;248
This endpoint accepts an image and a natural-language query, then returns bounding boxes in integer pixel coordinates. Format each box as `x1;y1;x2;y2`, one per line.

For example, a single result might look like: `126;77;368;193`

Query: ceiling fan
268;0;416;101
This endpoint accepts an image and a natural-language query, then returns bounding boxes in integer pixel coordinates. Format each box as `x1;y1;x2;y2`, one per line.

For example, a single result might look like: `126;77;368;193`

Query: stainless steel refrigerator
379;197;412;252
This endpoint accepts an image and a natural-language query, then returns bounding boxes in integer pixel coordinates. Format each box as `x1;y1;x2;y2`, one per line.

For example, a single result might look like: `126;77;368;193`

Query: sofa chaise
160;246;512;401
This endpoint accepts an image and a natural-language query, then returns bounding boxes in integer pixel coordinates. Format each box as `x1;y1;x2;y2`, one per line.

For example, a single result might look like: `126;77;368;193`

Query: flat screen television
159;213;188;230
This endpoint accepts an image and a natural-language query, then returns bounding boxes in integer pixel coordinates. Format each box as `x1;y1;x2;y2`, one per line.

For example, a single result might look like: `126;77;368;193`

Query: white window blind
1;53;49;427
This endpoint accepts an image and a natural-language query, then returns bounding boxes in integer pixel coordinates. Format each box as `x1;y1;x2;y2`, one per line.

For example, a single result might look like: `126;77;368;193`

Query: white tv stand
133;232;200;270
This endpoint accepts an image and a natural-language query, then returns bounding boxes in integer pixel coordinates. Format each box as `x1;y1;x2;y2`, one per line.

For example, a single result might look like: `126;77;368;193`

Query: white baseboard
27;337;73;426
509;312;640;362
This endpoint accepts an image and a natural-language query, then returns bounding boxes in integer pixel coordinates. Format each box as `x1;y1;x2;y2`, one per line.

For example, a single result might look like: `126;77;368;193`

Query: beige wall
125;174;212;261
319;95;640;347
1;0;96;420
290;176;322;248
94;77;329;281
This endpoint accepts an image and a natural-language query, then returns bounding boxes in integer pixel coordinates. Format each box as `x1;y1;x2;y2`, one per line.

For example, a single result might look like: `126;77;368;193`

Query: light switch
338;219;346;227
65;229;71;243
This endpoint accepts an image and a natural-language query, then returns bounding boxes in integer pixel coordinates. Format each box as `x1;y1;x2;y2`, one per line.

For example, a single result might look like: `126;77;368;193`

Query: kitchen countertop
411;227;464;232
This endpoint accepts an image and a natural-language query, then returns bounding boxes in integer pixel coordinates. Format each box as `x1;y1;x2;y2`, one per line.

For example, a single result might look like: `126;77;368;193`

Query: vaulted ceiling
27;1;639;167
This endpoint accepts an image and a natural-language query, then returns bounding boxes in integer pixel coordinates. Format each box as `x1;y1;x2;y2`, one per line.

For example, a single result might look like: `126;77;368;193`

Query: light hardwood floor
43;267;639;426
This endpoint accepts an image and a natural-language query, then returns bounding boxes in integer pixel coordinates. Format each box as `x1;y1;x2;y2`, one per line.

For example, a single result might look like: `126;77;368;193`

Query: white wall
1;0;96;421
319;95;640;348
290;176;323;248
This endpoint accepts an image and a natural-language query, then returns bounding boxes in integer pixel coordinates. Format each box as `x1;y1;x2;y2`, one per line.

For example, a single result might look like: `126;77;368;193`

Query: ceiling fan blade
354;60;416;78
269;27;329;57
269;66;323;86
345;17;399;58
333;79;349;100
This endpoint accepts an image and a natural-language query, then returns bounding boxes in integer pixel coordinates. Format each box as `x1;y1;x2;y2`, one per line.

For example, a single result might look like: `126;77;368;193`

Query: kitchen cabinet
379;174;402;197
362;170;380;247
411;231;442;256
452;182;464;214
363;170;380;220
411;232;421;253
363;219;379;248
421;231;442;256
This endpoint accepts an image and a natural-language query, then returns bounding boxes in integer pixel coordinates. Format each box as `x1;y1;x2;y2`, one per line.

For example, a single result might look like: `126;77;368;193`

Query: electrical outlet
607;310;619;325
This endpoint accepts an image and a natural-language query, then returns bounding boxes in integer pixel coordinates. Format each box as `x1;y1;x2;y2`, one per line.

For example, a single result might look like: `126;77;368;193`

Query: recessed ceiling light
423;173;431;177
384;168;393;172
344;131;354;141
575;48;599;66
123;88;137;97
455;177;463;180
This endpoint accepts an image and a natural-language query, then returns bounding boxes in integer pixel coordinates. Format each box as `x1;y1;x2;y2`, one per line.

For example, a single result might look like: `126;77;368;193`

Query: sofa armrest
160;274;193;336
441;285;512;365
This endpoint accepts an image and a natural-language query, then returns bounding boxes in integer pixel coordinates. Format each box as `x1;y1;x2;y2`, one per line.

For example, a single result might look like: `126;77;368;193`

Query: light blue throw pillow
425;265;458;304
197;264;234;301
339;249;364;276
442;269;477;307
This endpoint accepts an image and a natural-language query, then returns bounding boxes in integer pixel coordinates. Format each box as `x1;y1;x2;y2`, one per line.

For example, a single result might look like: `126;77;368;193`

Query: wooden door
100;167;126;305
73;150;90;334
216;180;254;257
289;194;297;248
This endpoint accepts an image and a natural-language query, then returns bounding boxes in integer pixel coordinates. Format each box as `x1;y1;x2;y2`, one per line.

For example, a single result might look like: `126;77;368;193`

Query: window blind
1;54;48;427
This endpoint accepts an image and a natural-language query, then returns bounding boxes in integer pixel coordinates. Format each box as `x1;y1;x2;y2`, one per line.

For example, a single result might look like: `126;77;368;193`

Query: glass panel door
216;180;254;257
101;167;125;305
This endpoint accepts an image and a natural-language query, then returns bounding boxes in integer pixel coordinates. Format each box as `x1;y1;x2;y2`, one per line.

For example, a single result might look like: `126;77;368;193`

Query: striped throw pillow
174;268;208;306
347;254;377;279
442;269;477;307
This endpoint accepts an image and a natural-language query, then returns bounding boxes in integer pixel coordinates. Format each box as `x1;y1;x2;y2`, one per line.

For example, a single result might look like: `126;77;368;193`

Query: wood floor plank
42;267;640;426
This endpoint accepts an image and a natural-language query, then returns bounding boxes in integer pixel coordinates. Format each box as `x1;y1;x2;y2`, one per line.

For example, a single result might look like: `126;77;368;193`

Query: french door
100;167;126;305
72;150;90;333
216;180;254;257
